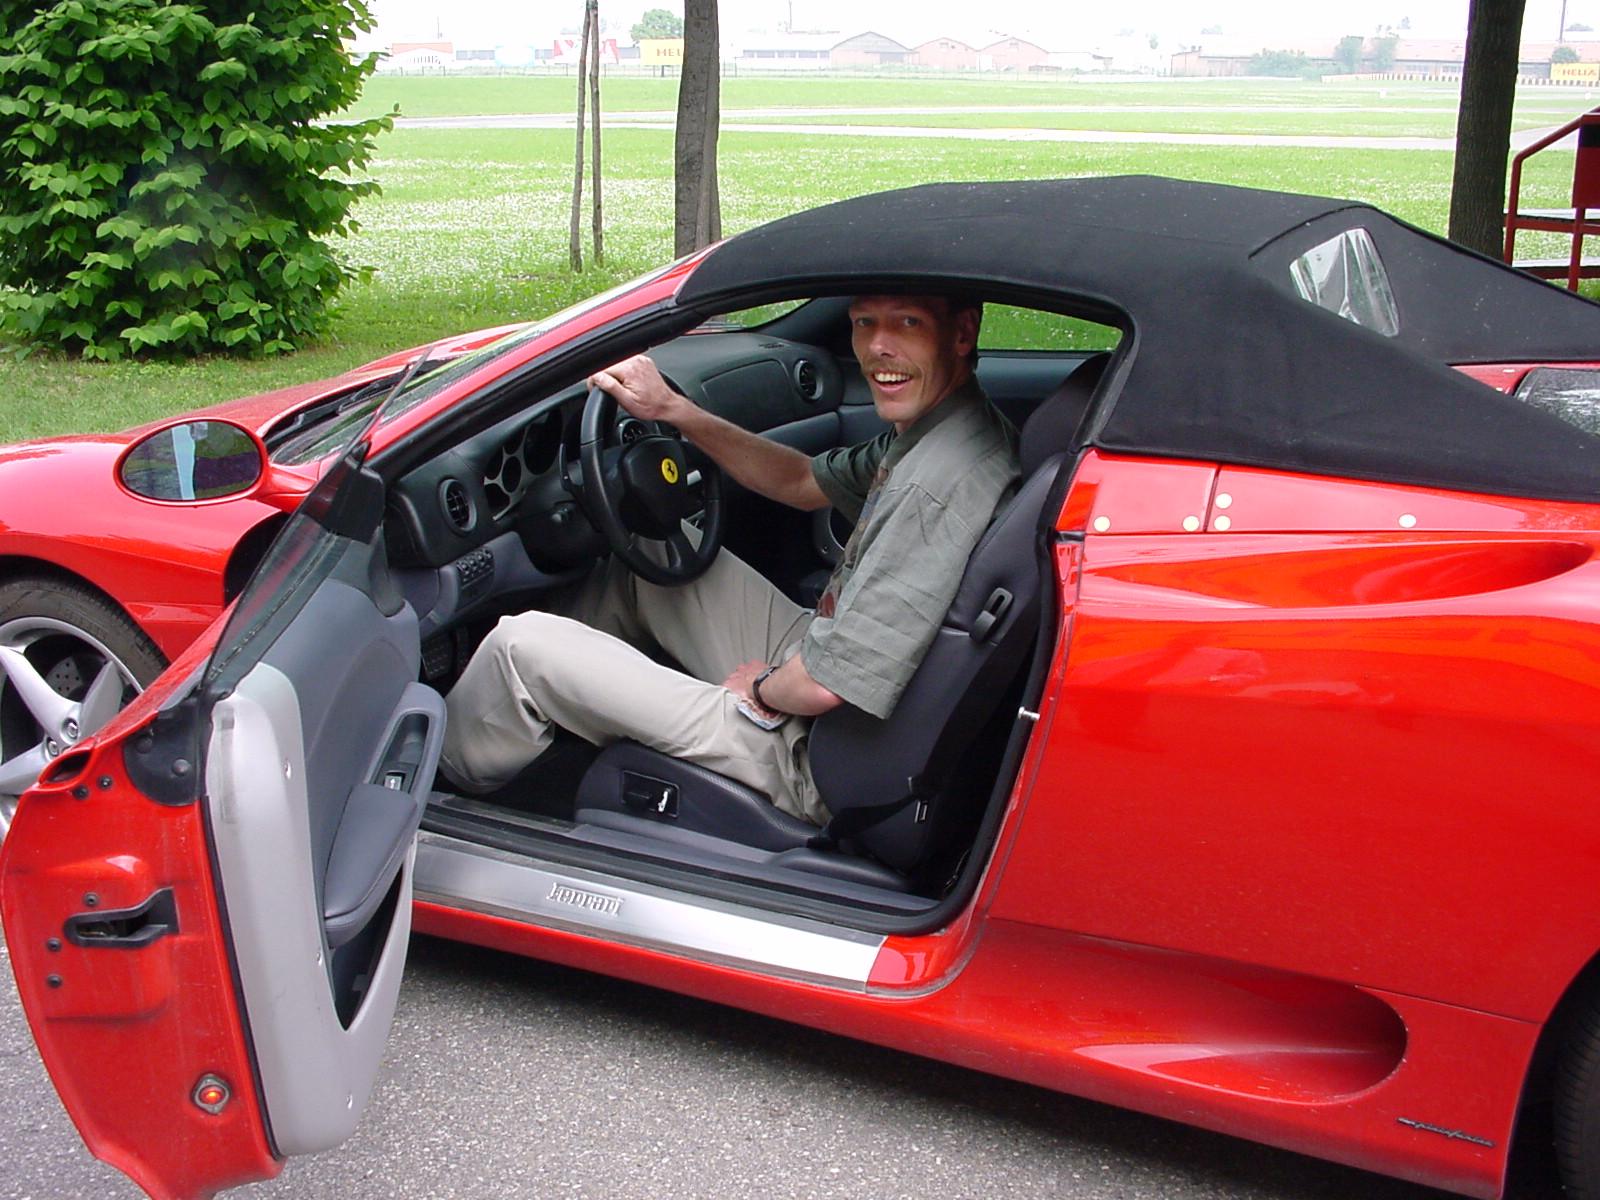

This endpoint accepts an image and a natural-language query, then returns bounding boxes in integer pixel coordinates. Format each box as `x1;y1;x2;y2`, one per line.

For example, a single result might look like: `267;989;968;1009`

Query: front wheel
1557;993;1600;1199
0;577;166;841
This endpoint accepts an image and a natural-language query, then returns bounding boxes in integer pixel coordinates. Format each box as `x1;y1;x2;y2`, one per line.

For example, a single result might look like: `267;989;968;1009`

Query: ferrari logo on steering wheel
660;458;679;484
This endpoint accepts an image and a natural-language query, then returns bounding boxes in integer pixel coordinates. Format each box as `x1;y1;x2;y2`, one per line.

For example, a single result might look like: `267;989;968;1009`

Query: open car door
0;444;443;1199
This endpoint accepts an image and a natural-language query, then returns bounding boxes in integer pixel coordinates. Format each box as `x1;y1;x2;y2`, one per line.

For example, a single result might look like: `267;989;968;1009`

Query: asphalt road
0;934;1565;1200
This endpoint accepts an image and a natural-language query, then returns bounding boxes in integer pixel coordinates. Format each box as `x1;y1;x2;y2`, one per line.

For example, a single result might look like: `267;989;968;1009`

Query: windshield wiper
265;377;397;456
268;342;453;466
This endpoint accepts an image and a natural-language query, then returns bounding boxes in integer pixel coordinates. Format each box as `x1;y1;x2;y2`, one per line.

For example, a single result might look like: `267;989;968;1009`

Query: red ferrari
4;177;1600;1200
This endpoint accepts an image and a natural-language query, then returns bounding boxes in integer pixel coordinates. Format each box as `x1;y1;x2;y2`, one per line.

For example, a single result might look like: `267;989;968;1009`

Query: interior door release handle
64;888;179;949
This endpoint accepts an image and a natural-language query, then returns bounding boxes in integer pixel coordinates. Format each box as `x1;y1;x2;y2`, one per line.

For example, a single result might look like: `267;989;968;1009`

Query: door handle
64;888;179;949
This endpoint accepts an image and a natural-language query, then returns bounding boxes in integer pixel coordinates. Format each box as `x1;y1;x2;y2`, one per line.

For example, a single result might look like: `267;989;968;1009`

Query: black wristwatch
751;666;777;712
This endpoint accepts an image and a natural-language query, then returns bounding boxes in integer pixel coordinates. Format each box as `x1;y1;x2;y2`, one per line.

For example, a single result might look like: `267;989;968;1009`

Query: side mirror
118;420;266;502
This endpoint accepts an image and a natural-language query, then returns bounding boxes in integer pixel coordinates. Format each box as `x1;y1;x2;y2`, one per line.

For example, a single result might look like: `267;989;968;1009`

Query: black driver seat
572;352;1112;889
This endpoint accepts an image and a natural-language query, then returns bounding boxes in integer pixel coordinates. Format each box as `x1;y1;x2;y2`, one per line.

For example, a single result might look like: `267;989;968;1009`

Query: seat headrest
1020;352;1112;477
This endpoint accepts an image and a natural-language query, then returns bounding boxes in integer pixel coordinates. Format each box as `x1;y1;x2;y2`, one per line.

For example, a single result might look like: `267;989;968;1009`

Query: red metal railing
1504;106;1600;290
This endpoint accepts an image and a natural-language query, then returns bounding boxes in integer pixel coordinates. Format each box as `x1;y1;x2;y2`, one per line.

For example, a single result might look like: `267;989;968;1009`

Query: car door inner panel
204;533;443;1157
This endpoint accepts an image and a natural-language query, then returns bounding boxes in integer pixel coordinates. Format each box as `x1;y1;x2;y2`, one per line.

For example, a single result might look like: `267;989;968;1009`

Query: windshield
271;260;687;468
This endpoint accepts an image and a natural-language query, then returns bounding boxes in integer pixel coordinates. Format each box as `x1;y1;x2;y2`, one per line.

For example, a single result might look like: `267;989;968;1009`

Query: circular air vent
793;359;822;402
439;478;475;534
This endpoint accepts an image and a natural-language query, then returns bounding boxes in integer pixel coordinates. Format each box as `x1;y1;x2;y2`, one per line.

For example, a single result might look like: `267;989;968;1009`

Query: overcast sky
369;0;1600;49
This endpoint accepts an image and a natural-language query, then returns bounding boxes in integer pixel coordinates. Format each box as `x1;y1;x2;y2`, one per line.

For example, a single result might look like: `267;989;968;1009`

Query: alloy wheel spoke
0;645;74;734
0;741;51;796
76;658;124;738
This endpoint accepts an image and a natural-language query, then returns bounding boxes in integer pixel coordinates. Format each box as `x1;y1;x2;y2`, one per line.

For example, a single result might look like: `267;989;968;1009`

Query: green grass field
344;72;1596;121
4;73;1591;442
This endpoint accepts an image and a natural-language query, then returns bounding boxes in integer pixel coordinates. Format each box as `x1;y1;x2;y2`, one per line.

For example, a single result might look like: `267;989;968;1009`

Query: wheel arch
0;556;151;637
1510;947;1600;1180
223;513;290;604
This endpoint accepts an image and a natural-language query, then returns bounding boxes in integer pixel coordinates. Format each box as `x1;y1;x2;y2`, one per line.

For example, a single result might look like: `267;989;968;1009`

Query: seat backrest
1020;351;1111;476
806;356;1110;879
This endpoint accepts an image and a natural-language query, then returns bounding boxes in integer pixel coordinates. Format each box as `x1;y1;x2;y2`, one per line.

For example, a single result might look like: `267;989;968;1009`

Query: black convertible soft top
678;176;1600;503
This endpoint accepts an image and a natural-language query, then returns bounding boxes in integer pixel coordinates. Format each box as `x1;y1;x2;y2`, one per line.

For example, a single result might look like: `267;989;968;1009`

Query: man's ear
953;305;980;358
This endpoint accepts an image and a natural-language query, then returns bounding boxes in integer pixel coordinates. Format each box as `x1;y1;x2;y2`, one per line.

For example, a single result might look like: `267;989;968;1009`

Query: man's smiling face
849;295;978;433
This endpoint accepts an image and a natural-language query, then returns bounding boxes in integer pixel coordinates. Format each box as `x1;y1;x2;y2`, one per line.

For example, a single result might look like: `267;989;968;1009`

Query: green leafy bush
1247;49;1310;77
0;0;393;359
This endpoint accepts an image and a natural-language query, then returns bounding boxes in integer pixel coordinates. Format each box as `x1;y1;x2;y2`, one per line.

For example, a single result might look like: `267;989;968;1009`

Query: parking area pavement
3;932;1522;1200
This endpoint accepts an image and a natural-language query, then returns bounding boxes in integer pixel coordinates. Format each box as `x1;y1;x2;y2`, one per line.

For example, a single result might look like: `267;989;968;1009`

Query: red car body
4;179;1600;1200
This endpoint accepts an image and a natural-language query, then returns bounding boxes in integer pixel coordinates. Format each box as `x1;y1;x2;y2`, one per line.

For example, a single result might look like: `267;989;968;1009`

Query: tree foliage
631;7;683;43
0;0;392;359
1333;35;1365;73
1372;34;1399;70
1247;49;1310;77
1553;44;1581;63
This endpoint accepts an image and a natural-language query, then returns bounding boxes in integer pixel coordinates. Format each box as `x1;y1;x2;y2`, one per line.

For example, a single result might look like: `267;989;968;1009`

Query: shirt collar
882;376;988;469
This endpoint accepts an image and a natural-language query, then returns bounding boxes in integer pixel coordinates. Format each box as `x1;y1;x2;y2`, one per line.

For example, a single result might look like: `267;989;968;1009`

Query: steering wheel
577;385;724;586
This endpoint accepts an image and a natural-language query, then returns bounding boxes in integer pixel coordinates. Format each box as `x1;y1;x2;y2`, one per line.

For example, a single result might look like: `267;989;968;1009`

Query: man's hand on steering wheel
588;355;692;425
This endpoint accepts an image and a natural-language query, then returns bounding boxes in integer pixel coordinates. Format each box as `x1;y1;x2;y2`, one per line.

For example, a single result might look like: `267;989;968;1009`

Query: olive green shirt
802;379;1020;719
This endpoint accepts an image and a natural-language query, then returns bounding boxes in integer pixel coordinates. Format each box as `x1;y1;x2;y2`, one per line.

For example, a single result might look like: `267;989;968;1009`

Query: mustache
863;362;915;375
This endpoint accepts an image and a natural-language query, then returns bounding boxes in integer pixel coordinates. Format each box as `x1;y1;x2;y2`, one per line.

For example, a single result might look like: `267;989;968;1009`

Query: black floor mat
468;731;598;822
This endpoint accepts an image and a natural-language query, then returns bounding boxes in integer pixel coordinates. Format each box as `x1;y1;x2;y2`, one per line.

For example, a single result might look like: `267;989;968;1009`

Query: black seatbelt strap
806;774;933;850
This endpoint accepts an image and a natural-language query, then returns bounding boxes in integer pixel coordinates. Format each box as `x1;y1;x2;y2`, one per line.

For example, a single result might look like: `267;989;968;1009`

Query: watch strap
751;665;777;712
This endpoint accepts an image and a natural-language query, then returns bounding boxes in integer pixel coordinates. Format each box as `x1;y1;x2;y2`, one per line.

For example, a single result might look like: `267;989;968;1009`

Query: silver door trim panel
208;664;412;1156
413;831;885;990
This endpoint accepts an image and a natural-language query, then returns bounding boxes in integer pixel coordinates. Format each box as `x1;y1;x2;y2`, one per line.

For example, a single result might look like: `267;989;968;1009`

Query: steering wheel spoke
580;385;725;586
664;529;697;571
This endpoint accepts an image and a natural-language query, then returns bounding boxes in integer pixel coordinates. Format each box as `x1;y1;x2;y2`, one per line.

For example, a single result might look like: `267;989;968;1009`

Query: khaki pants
440;550;826;825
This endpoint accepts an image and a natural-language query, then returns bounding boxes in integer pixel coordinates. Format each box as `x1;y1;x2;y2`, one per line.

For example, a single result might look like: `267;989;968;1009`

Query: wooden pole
589;0;604;265
1447;0;1528;255
569;6;592;271
674;0;722;255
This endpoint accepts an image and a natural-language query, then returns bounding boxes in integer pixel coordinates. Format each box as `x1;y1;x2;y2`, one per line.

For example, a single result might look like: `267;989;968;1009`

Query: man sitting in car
440;293;1020;825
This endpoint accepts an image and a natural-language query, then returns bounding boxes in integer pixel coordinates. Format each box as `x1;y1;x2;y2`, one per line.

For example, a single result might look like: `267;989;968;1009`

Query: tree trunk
674;0;721;256
589;0;604;265
569;4;592;271
1448;0;1528;255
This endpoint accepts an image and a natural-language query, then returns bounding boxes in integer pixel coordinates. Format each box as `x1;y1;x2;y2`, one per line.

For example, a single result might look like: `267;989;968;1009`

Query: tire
1556;992;1600;1199
0;576;167;840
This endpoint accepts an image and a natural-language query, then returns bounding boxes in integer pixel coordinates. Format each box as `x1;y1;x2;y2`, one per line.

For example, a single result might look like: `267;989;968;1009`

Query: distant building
379;44;456;73
734;32;837;71
1390;38;1468;73
551;36;620;66
1523;40;1600;77
1046;49;1113;72
979;36;1049;72
910;37;978;70
830;31;910;68
1170;35;1600;78
494;44;539;68
1168;37;1330;76
391;40;453;58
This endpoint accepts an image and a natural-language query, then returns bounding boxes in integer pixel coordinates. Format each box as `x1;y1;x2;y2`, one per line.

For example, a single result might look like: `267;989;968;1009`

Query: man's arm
724;657;843;718
589;355;830;512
